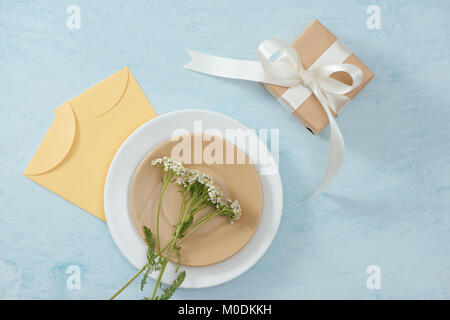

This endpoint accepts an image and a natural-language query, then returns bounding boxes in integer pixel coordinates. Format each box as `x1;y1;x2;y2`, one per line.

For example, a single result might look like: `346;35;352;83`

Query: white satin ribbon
184;38;363;197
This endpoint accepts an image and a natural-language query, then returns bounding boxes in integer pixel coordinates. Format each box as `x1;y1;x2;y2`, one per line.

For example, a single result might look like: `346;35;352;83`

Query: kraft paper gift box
263;19;374;134
24;67;157;221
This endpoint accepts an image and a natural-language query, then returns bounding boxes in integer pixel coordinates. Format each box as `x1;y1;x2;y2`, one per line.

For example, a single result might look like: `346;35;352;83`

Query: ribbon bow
185;38;363;197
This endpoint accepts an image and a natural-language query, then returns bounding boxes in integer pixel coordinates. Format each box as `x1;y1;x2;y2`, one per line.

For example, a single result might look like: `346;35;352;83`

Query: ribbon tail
310;90;345;199
184;49;299;87
184;49;268;82
323;91;350;114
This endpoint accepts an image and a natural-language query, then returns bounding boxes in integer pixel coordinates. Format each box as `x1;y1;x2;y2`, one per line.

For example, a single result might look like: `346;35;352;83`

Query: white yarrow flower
151;157;242;224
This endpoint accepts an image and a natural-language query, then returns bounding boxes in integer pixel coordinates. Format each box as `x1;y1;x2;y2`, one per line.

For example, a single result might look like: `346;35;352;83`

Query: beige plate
129;134;263;266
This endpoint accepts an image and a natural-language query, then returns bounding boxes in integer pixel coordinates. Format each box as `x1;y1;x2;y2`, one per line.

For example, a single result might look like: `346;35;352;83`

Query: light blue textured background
0;0;449;300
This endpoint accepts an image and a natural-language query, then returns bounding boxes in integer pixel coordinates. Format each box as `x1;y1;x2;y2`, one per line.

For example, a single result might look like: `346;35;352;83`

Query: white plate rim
104;109;283;289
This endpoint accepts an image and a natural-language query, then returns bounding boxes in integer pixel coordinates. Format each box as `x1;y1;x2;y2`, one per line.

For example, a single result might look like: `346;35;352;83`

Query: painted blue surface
0;0;449;299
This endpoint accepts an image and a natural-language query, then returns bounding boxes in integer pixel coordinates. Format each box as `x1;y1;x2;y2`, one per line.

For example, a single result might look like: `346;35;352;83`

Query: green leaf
140;226;162;291
141;267;150;291
144;226;155;251
156;271;186;300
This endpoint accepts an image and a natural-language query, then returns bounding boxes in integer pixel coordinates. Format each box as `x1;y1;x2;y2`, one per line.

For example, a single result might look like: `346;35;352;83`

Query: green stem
177;211;220;244
151;235;178;299
184;192;197;218
109;263;148;300
178;189;189;222
192;209;219;228
156;175;170;253
189;203;208;217
109;240;171;300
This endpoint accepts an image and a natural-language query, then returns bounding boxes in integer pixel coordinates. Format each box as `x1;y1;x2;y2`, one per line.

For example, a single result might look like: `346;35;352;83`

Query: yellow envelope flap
24;102;77;176
24;66;157;221
70;66;130;117
24;67;130;176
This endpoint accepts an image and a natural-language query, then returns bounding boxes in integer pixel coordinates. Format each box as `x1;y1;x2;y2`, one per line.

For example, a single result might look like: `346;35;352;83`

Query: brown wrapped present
263;19;374;134
184;20;374;195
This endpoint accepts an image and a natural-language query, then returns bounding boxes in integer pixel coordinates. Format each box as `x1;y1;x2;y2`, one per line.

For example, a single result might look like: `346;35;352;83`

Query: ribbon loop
313;63;363;95
257;38;302;83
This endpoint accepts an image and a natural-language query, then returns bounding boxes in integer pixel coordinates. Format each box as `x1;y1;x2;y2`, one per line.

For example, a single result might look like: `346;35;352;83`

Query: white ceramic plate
104;109;283;288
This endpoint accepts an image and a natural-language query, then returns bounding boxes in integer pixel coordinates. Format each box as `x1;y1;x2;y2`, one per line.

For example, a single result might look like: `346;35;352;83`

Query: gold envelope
24;67;157;221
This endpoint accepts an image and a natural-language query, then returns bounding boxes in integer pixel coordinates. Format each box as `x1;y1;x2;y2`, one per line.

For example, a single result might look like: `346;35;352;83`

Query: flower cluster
217;199;241;224
227;199;241;223
151;157;242;223
151;156;187;177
